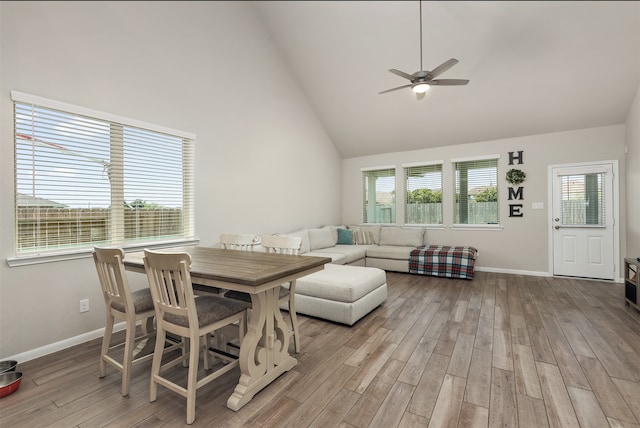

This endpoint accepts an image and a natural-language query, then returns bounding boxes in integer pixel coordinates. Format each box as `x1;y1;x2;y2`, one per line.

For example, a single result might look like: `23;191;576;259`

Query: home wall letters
507;151;525;217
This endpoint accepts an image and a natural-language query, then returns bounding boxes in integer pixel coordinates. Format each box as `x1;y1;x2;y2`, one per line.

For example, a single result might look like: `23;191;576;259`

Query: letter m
508;187;524;200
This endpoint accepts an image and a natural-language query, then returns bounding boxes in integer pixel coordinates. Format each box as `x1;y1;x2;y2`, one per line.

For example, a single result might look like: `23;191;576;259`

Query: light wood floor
2;271;640;427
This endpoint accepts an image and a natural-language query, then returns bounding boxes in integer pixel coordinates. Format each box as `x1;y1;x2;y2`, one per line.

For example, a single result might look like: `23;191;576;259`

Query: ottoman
281;264;387;325
409;245;478;280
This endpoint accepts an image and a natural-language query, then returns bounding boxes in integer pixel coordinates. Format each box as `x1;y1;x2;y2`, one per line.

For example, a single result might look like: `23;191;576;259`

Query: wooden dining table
123;245;331;411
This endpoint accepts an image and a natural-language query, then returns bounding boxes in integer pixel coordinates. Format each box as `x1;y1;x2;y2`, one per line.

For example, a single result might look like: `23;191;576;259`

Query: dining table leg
227;286;297;411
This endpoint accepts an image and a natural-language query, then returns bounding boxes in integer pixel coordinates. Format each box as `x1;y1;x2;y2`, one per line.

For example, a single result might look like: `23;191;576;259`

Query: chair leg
121;319;136;396
186;333;200;425
203;334;211;370
149;324;167;403
100;313;115;378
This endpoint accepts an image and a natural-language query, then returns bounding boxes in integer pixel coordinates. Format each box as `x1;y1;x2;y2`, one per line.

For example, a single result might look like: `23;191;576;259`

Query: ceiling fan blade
388;69;415;81
379;84;412;94
416;92;426;101
428;58;459;78
429;79;469;86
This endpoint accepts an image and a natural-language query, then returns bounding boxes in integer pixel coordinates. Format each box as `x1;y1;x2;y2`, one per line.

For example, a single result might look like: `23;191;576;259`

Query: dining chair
219;233;259;251
93;247;180;396
224;234;303;353
143;249;248;425
195;233;259;353
192;233;259;297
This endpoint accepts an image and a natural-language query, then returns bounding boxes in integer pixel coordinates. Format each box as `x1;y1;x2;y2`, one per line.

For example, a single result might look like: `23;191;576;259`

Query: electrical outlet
79;299;90;313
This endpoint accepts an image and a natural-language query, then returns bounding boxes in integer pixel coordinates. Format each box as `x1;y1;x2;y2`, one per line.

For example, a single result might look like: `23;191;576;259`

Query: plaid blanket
409;245;478;280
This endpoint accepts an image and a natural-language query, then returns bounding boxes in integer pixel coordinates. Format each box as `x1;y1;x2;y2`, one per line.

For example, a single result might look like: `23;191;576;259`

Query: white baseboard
474;266;623;283
474;266;552;277
6;321;127;364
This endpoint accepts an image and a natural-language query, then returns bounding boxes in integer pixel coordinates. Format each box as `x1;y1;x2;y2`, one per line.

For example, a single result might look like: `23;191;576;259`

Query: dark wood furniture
624;257;639;310
123;245;330;411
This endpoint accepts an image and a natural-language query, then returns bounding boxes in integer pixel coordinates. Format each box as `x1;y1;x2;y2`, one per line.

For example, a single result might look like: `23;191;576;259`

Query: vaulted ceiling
253;1;640;158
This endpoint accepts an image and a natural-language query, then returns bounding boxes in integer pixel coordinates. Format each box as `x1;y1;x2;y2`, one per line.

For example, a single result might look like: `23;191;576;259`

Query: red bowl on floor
0;360;17;374
0;372;22;398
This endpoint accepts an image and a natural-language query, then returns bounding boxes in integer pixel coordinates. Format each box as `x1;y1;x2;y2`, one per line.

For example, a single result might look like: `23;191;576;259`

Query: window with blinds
453;157;499;225
404;163;443;225
560;173;605;225
13;92;195;255
362;167;396;224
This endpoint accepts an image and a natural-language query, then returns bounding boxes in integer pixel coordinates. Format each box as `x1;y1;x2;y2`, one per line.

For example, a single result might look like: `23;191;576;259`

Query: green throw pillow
337;228;354;245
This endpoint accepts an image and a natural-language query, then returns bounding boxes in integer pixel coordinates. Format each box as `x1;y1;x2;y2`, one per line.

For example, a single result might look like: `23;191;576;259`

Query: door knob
554;225;560;230
554;218;560;222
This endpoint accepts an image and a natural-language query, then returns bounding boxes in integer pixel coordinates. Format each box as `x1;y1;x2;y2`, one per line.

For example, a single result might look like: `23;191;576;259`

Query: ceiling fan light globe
412;83;430;94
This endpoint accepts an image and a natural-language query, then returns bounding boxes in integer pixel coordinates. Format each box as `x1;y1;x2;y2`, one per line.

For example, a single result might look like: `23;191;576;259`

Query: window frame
362;166;396;225
451;155;501;229
403;161;444;226
8;91;198;266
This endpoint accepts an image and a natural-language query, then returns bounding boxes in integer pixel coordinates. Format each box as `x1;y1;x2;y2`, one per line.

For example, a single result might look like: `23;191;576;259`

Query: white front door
551;162;615;280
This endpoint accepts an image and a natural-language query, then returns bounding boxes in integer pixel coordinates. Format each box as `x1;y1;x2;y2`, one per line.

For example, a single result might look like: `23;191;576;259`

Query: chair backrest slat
144;250;195;324
220;233;258;251
261;235;302;255
93;248;132;313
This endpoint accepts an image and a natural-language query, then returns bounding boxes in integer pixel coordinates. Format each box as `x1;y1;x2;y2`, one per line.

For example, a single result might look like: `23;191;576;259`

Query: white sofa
285;224;427;272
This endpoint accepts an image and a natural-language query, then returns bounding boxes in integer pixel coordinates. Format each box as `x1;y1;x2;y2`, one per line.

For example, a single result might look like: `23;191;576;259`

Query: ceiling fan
379;0;469;100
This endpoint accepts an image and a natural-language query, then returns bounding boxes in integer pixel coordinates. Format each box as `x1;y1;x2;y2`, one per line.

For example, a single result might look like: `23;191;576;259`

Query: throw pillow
353;229;373;245
347;224;381;244
308;227;335;250
336;228;354;245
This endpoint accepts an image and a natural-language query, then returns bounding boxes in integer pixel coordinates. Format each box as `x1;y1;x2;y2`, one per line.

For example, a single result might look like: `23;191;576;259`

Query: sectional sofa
285;224;427;272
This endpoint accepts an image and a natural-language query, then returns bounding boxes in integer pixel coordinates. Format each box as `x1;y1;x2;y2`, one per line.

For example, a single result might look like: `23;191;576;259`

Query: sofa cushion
366;245;416;260
304;251;347;265
348;224;382;244
379;227;424;247
308;227;336;250
312;244;368;264
285;229;310;254
296;264;386;303
337;228;354;245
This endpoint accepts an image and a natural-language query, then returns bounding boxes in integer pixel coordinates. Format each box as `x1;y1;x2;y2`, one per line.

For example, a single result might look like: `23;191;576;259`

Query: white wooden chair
192;234;259;297
219;233;259;251
93;247;180;396
207;233;260;351
224;234;303;353
143;249;248;425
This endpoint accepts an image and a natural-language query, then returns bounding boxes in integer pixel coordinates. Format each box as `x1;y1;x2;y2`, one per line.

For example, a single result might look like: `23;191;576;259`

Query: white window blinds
404;163;443;225
560;173;605;225
453;157;499;225
13;92;195;255
362;167;396;224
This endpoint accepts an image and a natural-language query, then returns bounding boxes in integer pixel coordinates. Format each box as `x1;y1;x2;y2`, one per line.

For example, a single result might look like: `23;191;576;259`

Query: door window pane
560;173;605;225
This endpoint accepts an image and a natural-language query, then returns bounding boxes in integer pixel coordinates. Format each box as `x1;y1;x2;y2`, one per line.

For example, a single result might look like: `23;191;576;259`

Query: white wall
342;125;627;275
626;84;640;258
0;2;342;359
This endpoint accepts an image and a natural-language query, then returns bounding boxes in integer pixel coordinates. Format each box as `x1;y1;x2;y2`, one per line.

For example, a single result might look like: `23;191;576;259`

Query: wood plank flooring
2;271;640;427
